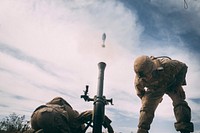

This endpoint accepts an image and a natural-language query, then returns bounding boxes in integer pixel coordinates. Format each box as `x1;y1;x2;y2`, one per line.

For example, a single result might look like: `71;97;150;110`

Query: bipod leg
81;120;93;133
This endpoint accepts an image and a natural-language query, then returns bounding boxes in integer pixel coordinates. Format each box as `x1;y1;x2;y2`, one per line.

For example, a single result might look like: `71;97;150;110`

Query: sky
0;0;200;133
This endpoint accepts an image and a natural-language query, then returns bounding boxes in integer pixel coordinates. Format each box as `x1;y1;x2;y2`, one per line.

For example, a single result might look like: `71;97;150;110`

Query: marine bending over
133;55;194;133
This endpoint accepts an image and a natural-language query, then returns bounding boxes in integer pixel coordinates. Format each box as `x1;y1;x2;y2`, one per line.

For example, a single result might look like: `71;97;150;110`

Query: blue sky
0;0;200;133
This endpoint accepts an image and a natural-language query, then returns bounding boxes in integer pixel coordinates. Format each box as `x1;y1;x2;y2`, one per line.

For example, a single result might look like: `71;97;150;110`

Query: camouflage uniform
31;97;84;133
134;56;194;133
31;97;114;133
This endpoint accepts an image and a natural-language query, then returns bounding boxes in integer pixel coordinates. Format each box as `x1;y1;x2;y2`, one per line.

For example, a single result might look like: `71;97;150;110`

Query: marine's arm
134;76;145;99
76;110;93;124
175;62;188;86
167;60;188;89
76;110;114;133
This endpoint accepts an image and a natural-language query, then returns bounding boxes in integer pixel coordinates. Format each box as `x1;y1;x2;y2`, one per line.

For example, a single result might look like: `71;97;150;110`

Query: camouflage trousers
137;86;194;133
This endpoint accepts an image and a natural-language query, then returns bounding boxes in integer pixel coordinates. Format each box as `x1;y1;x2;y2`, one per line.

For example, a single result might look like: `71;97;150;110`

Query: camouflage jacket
134;56;188;98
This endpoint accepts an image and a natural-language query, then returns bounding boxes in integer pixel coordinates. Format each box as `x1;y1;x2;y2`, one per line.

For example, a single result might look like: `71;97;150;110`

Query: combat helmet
47;97;72;109
134;55;155;78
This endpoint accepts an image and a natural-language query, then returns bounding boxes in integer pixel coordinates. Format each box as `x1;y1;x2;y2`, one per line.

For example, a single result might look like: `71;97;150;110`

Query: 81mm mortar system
81;62;113;133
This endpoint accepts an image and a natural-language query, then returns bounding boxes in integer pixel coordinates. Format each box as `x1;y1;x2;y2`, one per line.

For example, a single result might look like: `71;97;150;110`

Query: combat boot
137;128;148;133
180;130;190;133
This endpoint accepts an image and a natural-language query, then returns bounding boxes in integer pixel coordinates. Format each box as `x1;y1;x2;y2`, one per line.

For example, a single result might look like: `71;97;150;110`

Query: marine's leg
167;86;194;133
137;91;164;133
